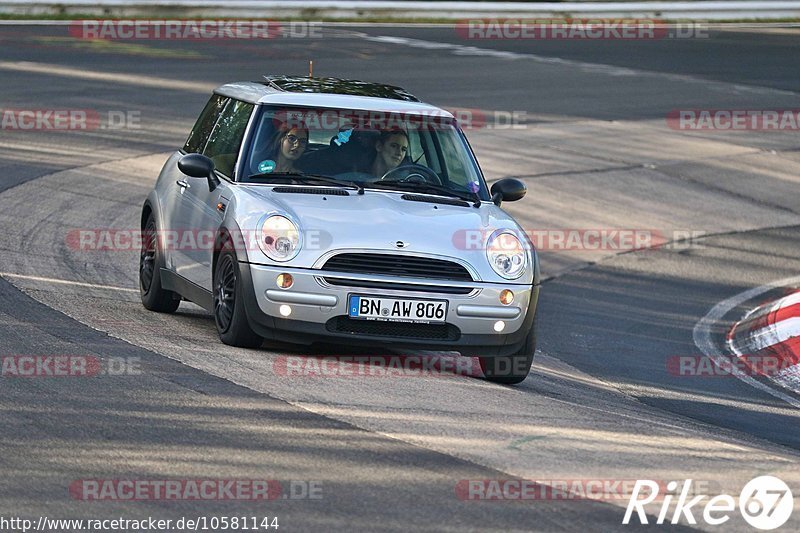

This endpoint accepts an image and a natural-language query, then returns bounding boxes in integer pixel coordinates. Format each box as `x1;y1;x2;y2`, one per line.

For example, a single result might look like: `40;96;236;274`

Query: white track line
758;290;800;318
745;316;800;352
731;290;800;394
777;365;800;390
0;272;138;293
740;290;800;323
776;291;800;308
0;61;215;93
361;34;799;97
693;275;800;408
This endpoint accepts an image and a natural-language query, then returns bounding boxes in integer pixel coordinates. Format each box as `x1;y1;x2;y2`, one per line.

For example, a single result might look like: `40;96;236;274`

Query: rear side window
183;94;227;154
203;99;254;178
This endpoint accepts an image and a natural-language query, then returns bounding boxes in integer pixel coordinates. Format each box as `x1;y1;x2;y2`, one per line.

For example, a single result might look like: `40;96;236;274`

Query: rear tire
213;243;263;349
479;312;537;385
139;213;180;313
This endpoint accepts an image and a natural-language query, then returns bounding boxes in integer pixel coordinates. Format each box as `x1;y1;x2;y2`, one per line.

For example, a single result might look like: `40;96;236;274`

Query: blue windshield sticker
258;159;276;173
468;181;480;193
334;128;353;146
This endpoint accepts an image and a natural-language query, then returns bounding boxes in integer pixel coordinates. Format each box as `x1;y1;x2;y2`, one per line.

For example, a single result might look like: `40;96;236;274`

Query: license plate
348;295;447;324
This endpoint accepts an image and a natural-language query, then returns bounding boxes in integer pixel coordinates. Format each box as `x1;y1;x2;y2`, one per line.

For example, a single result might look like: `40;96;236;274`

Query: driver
266;121;309;173
370;128;409;179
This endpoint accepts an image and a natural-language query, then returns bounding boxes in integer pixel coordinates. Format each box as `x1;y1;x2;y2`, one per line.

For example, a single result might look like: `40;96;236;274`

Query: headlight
259;215;301;262
486;230;527;279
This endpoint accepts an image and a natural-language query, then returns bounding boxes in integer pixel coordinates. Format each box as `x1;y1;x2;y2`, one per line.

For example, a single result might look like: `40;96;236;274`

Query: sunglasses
285;134;308;146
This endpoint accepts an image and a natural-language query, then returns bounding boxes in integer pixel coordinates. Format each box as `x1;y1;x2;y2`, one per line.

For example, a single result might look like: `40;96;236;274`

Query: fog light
279;305;292;317
276;273;293;289
494;321;506;332
499;289;514;305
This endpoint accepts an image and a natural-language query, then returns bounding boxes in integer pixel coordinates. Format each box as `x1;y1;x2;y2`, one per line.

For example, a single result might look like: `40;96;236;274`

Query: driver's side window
202;99;254;179
184;95;227;154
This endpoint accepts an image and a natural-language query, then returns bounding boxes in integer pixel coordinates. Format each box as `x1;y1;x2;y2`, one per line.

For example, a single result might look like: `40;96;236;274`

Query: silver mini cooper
140;76;539;383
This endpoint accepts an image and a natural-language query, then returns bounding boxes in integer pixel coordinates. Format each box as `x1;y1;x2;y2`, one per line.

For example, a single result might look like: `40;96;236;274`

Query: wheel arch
141;202;153;230
141;190;163;229
213;217;250;277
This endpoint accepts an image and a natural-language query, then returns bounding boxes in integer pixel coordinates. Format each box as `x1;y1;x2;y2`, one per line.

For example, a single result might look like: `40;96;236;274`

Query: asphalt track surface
1;23;799;532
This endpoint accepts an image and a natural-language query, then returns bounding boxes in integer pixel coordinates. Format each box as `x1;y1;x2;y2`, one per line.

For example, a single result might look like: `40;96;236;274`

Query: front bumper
238;262;540;357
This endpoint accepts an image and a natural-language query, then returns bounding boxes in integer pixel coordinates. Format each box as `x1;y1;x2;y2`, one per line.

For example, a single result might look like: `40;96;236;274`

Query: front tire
479;312;537;385
213;245;263;348
139;213;180;313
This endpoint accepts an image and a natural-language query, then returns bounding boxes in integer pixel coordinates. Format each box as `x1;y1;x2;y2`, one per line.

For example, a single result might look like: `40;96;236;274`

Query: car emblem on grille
393;241;409;249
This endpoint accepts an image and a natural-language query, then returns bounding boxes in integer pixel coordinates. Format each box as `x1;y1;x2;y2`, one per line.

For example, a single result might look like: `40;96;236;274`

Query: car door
170;97;255;290
163;94;227;285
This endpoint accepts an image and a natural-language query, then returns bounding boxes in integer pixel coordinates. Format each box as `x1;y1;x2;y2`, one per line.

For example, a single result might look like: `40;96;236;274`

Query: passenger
267;122;309;173
370;129;409;179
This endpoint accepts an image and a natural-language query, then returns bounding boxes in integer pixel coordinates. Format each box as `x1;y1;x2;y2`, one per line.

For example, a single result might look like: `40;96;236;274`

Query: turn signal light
499;289;514;305
277;273;293;289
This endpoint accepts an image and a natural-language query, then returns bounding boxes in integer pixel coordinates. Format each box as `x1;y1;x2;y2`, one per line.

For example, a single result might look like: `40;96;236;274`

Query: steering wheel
377;164;442;186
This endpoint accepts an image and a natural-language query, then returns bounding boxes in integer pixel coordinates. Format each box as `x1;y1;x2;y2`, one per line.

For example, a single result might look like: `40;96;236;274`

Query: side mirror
490;178;527;206
178;153;220;192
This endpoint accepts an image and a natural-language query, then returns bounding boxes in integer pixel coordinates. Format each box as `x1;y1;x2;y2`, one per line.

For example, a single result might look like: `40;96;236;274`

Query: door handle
176;179;190;189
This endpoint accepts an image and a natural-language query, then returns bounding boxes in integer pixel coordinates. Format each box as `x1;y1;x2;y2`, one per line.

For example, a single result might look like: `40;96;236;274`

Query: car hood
233;185;534;284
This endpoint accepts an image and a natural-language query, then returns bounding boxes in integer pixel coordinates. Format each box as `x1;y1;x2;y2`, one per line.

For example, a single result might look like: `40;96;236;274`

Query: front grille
322;277;473;295
326;316;461;341
322;253;473;282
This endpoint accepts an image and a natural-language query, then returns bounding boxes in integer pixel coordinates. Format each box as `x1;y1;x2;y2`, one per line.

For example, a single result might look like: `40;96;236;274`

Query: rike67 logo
624;476;793;529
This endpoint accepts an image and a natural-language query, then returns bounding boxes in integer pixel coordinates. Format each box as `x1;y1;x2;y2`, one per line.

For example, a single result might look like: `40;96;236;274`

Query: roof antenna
308;60;313;78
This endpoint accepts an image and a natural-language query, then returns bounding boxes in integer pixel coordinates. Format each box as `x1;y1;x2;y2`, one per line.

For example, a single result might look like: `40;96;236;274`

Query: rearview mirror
178;153;220;192
490;178;527;206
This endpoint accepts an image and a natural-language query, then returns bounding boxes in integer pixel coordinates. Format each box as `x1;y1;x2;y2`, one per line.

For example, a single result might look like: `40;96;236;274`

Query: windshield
239;106;489;200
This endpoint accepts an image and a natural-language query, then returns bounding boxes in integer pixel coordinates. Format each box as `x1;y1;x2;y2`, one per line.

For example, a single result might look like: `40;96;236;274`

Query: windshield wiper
368;180;481;207
247;172;364;195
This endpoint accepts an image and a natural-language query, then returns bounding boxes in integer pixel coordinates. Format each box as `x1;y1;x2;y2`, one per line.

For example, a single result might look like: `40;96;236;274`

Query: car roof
264;75;420;101
214;78;454;118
